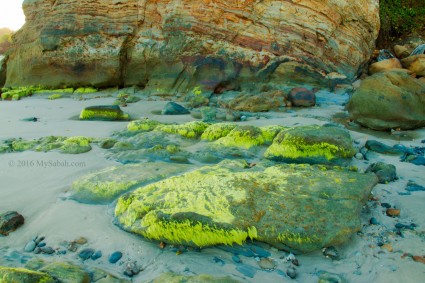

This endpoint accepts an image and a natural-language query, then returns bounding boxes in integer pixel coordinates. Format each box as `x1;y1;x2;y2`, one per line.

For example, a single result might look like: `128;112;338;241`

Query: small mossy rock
79;105;129;121
161;102;190;115
288;87;316;107
34;136;67;152
70;162;194;204
74;87;98;93
0;211;25;236
115;160;377;252
224;90;287;112
366;162;397;184
264;125;355;165
60;136;93;154
0;266;55;283
201;123;237;141
215;125;266;149
11;139;39;152
155;121;209;138
91;268;131;283
260;125;288;144
347;70;425;130
150;272;242;283
127;119;162;132
40;262;90;283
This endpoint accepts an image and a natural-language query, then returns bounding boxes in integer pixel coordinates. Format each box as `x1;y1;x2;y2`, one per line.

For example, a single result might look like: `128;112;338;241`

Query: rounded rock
386;208;401;217
286;267;297;279
24;240;36;252
78;248;95;260
109;251;123;264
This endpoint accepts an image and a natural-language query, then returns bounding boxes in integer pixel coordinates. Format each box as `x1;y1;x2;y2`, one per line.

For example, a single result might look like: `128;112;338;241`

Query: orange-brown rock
4;0;380;93
401;55;425;77
369;58;403;75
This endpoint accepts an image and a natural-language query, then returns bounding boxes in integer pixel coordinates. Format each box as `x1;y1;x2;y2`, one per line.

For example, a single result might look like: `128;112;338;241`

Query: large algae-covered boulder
70;162;194;204
0;266;55;283
347;70;425;130
5;0;379;91
79;105;129;121
39;262;90;283
115;160;378;253
264;125;355;165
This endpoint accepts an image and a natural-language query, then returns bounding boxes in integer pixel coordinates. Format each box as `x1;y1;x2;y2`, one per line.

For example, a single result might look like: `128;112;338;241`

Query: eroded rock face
6;0;379;92
115;160;378;253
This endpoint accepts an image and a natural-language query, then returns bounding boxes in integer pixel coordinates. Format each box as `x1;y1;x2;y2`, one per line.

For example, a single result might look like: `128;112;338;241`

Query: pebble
381;203;392;209
78;248;95;261
34;247;42;254
286;267;297;279
109;251;123;264
232;255;242;263
123;261;141;277
34;236;45;244
257;258;276;270
381;243;393;252
370;217;379;225
24;240;36;252
386;208;401;217
405;182;425;192
395;223;416;230
91;250;102;260
37;242;46;248
0;211;25;236
355;153;364;160
40;247;55;255
74;237;88;245
236;264;256;278
68;242;78;252
213;256;225;266
322;246;340;260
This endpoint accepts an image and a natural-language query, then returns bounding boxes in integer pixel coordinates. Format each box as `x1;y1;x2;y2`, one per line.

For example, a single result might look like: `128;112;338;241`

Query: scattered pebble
322;246;340;260
355;153;364;160
257;258;276;270
74;237;88;245
381;244;393;252
91;250;102;260
24;240;36;252
213;256;225;266
159;242;166;249
286;267;297;279
40;246;55;255
381;203;392;209
395;223;416;230
124;261;141;277
232;255;241;263
109;251;123;264
236;264;256;278
370;217;379;225
413;256;425;264
78;248;95;261
386;208;401;217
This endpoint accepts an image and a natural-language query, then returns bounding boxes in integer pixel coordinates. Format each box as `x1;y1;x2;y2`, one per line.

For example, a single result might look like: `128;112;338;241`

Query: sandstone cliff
4;0;380;94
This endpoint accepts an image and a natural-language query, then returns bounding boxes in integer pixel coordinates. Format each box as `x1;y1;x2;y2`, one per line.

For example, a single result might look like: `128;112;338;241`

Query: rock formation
4;0;379;94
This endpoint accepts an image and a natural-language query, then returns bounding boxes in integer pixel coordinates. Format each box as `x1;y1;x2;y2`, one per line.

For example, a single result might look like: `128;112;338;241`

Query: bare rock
0;211;24;236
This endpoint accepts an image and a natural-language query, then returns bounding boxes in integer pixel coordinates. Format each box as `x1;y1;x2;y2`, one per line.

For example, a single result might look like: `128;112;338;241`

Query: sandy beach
1;90;425;283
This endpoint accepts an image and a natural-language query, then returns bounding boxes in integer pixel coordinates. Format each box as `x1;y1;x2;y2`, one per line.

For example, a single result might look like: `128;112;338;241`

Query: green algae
127;119;162;132
0;266;55;283
152;272;242;283
39;262;90;283
79;105;129;121
1;86;42;101
155;121;209;138
200;123;237;141
47;93;63;100
215;125;266;149
60;136;93;154
264;125;356;164
74;87;98;93
115;161;377;252
260;125;287;143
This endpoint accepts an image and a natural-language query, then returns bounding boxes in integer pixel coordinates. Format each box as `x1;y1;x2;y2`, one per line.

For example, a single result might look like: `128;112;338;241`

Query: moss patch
201;123;237;141
215;125;266;149
127;119;162;132
0;266;55;283
79;105;129;121
156;121;209;138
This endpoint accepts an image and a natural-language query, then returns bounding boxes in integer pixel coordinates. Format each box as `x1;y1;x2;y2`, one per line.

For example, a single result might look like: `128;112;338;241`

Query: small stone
74;237;88;245
159;242;166;249
288;87;316;107
232;255;241;263
413;255;425;264
355;153;364;160
40;246;55;254
109;251;123;264
24;240;36;252
34;247;42;254
68;242;78;252
381;202;392;208
34;236;45;244
213;256;225;266
0;211;25;236
322;246;340;260
124;261;141;277
257;258;276;270
78;248;95;260
240;115;247;121
370;217;379;225
386;208;401;217
286;267;297;279
37;242;46;248
91;250;102;260
161;102;190;115
236;264;256;278
381;244;393;252
291;258;300;266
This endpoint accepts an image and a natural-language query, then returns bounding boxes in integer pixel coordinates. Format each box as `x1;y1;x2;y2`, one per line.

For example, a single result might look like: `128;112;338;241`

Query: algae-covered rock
151;272;242;283
60;136;93;154
155;121;209;139
115;160;377;252
264;125;355;165
200;123;237;141
70;162;194;204
127;119;162;132
214;125;266;149
79;105;129;121
0;266;55;283
40;262;90;283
